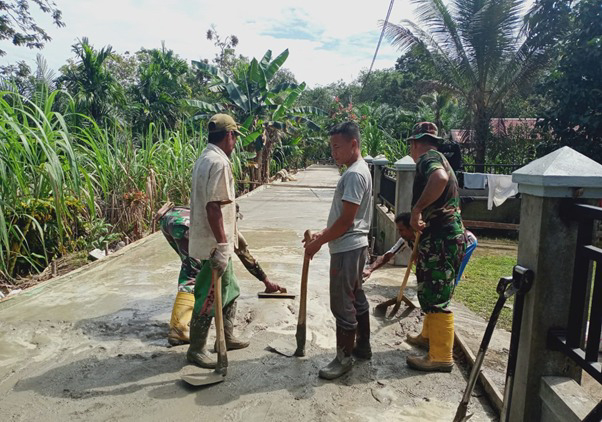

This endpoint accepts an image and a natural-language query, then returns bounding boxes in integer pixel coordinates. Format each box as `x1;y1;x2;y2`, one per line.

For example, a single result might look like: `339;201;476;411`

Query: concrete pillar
507;147;602;422
393;156;416;266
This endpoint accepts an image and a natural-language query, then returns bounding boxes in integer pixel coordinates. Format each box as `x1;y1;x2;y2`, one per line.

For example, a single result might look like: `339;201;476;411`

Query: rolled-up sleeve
206;163;234;204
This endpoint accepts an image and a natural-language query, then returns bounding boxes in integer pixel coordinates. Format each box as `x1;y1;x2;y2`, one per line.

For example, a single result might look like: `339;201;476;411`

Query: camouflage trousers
159;208;200;293
235;231;267;282
416;231;466;313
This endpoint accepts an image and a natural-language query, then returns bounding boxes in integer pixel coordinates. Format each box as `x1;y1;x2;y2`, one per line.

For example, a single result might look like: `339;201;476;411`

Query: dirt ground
0;166;496;421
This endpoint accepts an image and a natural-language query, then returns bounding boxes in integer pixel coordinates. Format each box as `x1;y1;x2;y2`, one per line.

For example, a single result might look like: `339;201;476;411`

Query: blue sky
0;0;416;86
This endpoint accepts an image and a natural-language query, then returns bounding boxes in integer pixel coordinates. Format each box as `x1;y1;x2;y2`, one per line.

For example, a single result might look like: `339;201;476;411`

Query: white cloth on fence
464;172;487;189
486;174;518;210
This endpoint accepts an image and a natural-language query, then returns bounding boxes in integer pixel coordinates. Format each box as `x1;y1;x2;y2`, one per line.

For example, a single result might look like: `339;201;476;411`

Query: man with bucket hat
405;122;467;372
186;113;249;369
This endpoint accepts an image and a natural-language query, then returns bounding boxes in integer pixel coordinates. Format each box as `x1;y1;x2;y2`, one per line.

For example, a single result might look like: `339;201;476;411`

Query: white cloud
0;0;417;86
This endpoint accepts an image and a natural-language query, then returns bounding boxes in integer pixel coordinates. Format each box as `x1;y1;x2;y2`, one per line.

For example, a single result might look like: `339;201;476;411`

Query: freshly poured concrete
0;165;496;421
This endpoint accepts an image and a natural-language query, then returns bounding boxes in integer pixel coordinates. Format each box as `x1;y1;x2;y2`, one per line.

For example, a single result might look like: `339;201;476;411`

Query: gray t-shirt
327;159;373;254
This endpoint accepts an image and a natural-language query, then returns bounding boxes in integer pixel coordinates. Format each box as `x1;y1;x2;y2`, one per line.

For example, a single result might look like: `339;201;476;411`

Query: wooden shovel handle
213;268;228;373
395;232;422;303
295;230;312;356
298;230;312;324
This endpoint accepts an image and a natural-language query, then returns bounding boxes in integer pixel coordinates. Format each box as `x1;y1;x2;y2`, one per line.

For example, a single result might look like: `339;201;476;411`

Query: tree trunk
474;109;490;173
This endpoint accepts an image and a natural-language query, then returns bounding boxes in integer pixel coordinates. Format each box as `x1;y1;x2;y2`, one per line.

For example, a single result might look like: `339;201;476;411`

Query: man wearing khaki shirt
187;114;249;369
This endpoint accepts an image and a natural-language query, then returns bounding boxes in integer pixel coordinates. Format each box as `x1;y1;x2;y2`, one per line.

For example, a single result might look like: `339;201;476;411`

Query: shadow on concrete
13;349;184;398
13;347;423;407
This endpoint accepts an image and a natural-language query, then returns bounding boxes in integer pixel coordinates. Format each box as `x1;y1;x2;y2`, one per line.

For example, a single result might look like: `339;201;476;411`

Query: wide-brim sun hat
407;121;444;145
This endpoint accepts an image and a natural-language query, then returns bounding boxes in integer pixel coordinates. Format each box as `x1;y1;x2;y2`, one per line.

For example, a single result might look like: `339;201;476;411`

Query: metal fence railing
548;203;601;422
461;164;522;175
379;167;396;211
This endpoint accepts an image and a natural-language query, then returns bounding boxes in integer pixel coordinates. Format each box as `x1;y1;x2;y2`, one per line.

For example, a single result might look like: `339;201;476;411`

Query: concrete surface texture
0;165;496;422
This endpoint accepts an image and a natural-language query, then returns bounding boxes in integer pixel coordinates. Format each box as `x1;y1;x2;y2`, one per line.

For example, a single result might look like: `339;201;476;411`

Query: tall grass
0;90;206;282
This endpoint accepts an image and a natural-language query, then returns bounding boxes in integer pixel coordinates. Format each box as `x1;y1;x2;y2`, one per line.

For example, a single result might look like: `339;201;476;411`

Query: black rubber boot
217;301;250;351
352;312;372;360
319;326;355;380
186;313;216;369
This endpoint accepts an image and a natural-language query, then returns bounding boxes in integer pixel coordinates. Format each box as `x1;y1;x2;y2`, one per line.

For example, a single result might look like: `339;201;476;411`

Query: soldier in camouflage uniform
155;202;285;346
405;122;467;373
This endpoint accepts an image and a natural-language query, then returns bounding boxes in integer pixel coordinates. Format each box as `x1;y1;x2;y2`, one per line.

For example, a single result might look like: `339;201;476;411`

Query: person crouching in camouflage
155;202;285;346
405;122;466;372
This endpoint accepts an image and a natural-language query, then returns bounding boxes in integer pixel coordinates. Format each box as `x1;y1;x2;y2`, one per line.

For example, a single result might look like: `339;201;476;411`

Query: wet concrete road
0;165;495;421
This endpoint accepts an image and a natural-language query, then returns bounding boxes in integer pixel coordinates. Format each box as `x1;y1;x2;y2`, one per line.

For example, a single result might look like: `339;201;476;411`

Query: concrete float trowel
182;268;228;387
268;230;312;357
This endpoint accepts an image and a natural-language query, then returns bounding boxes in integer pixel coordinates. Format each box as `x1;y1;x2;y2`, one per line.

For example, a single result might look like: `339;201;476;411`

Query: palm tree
130;43;191;133
190;49;323;183
384;0;559;167
58;37;124;125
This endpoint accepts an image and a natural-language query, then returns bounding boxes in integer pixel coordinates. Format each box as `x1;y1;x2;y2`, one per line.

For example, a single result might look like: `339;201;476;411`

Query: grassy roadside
454;238;518;330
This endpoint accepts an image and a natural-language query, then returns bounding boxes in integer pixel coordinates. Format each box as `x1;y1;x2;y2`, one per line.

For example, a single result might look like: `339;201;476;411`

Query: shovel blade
268;338;297;357
387;301;402;319
374;298;396;317
182;371;226;387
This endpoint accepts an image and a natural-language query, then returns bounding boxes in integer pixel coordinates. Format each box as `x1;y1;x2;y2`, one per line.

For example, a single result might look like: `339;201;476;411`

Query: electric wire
360;0;395;96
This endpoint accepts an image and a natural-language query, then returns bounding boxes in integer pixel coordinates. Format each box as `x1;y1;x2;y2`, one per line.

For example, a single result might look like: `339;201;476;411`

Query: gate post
393;156;416;265
507;147;602;421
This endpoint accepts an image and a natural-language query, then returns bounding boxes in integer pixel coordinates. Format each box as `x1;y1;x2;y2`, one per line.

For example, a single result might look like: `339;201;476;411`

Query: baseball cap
208;114;242;135
407;122;444;145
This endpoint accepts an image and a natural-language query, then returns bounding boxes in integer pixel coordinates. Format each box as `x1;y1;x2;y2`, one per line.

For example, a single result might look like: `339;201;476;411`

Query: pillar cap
364;155;373;163
373;155;389;166
512;146;602;198
394;155;416;171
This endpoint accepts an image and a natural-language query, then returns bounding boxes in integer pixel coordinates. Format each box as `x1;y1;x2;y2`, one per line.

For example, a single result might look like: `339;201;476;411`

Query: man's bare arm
318;201;360;244
304;201;360;258
413;169;449;212
206;201;227;243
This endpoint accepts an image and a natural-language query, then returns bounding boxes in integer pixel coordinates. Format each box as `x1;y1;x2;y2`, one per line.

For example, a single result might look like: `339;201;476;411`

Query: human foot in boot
406;314;429;350
352;312;372;360
216;302;250;351
406;312;454;373
319;327;355;380
168;292;194;346
186;314;216;369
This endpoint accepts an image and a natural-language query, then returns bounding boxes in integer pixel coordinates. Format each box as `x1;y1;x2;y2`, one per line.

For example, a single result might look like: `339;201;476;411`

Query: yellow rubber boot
168;292;195;346
406;313;429;349
406;312;454;372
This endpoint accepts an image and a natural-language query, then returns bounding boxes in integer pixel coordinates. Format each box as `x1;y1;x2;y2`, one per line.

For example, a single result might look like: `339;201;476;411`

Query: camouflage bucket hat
407;122;444;145
208;113;242;135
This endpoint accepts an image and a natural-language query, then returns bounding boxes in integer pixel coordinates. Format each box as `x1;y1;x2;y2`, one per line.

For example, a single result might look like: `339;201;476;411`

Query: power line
360;0;395;96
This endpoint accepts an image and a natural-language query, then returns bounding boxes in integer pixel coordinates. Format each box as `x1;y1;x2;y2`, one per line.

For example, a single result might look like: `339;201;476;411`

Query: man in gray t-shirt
327;159;372;254
304;121;373;381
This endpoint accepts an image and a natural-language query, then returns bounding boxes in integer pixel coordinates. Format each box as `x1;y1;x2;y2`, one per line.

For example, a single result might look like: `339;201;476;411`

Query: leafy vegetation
538;0;602;162
1;1;598;284
383;0;563;169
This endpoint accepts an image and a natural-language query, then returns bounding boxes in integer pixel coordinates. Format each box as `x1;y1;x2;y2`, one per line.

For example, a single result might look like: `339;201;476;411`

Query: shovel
452;266;533;422
269;229;312;357
374;232;421;318
182;267;228;386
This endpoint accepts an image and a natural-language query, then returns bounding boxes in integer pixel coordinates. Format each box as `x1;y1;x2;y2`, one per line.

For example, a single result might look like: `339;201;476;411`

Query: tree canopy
0;0;64;56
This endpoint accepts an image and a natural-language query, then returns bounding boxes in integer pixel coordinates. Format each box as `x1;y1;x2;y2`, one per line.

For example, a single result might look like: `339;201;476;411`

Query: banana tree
189;49;323;183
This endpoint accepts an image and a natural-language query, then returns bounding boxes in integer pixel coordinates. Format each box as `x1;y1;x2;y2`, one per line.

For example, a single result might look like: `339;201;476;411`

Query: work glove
210;243;230;277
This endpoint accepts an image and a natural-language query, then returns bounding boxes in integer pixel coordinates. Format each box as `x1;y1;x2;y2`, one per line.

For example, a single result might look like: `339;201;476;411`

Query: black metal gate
548;203;602;422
